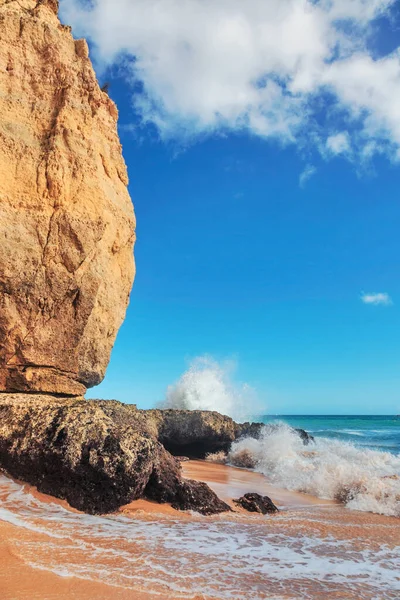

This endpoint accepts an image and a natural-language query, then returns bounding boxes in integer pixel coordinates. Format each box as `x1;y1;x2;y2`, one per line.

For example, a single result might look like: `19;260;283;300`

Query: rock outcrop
0;0;135;395
0;396;230;515
150;410;314;458
0;395;315;514
150;409;238;457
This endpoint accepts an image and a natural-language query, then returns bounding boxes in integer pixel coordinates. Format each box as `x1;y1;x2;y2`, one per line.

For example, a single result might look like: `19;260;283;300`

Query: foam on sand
0;471;399;600
228;423;400;517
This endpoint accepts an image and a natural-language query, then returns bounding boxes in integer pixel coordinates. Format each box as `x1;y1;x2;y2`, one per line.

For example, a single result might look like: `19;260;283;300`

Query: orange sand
182;459;338;509
0;460;399;600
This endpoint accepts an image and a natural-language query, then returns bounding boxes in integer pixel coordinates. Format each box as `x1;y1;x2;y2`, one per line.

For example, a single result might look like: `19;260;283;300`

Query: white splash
161;356;259;421
228;423;400;517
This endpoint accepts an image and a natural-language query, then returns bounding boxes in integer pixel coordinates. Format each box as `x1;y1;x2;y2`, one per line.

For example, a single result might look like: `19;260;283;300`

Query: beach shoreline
1;460;399;600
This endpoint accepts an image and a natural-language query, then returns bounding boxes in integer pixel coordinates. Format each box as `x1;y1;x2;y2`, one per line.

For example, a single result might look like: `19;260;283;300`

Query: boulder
144;446;231;515
150;409;238;457
0;0;135;395
0;396;230;515
234;493;278;514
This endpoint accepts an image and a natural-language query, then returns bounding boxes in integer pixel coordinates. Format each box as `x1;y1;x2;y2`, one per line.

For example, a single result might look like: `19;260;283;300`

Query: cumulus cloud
326;132;351;156
361;293;393;306
60;0;400;160
299;164;317;187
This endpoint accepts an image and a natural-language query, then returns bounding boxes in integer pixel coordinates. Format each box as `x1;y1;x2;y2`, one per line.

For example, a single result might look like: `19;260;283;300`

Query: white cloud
361;293;393;306
326;132;351;156
299;164;317;187
60;0;399;160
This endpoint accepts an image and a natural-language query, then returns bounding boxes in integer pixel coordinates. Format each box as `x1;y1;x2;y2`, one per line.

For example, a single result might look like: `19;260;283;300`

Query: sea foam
1;474;399;600
229;423;400;517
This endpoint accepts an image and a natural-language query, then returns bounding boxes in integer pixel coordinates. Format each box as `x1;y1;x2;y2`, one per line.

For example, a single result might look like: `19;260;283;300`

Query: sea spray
160;356;259;421
228;423;400;517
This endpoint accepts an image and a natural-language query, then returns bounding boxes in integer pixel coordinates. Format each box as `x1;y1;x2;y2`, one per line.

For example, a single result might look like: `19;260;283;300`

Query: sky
59;0;400;415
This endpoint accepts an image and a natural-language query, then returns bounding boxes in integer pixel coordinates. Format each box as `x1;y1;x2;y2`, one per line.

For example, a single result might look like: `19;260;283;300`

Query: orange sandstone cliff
0;0;135;396
0;0;254;518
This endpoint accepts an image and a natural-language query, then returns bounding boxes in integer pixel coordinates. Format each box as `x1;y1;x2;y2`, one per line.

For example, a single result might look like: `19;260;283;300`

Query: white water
1;475;399;599
229;423;400;517
161;356;259;421
162;359;400;517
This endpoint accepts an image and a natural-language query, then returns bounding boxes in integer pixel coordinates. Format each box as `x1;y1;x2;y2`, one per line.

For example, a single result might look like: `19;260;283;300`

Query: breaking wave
160;356;259;421
228;423;400;517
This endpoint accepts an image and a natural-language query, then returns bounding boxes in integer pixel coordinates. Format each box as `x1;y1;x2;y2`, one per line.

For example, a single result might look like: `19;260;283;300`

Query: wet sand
182;459;338;509
0;461;399;600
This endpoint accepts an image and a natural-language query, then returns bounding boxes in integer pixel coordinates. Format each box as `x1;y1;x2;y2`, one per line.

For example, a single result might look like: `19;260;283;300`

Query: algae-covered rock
0;396;231;515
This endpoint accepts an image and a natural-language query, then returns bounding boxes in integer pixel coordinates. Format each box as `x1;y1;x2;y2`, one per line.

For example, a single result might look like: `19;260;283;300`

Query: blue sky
60;0;400;415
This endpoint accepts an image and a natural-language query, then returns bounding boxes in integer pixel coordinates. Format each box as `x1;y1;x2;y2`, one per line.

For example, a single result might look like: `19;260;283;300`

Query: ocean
226;415;400;517
260;415;400;453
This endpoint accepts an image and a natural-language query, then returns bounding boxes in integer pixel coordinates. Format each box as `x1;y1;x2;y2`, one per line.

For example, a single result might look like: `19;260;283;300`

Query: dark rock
237;422;314;446
234;493;278;514
236;421;264;439
294;428;315;445
150;409;238;458
145;449;231;515
171;480;232;515
0;395;230;516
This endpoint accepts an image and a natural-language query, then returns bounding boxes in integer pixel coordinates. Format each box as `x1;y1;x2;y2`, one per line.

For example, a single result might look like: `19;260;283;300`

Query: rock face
234;493;278;515
150;409;238;458
0;0;135;395
0;396;230;515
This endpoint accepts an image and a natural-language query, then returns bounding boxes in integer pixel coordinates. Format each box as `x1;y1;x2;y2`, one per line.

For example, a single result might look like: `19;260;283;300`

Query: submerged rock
234;493;278;514
0;0;135;396
0;396;230;515
294;428;315;445
237;422;315;445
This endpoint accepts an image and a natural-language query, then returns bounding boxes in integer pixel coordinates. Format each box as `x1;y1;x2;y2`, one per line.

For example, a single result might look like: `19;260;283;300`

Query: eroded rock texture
0;0;135;395
0;396;231;515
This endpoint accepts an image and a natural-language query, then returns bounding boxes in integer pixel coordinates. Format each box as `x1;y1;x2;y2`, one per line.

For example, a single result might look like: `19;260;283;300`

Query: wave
160;356;259;421
228;423;400;517
1;475;399;599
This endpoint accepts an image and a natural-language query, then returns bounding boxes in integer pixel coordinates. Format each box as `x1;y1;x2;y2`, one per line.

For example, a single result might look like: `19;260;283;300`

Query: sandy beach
1;460;399;600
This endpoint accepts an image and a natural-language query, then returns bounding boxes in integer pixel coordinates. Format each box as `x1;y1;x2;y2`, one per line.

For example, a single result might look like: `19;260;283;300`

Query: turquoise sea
260;415;400;454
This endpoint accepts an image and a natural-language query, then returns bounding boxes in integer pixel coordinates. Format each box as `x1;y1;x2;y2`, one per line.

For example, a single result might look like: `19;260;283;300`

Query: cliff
0;0;135;396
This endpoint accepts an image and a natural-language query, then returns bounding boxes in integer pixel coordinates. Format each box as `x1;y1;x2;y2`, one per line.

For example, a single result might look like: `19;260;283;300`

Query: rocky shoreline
0;394;313;515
